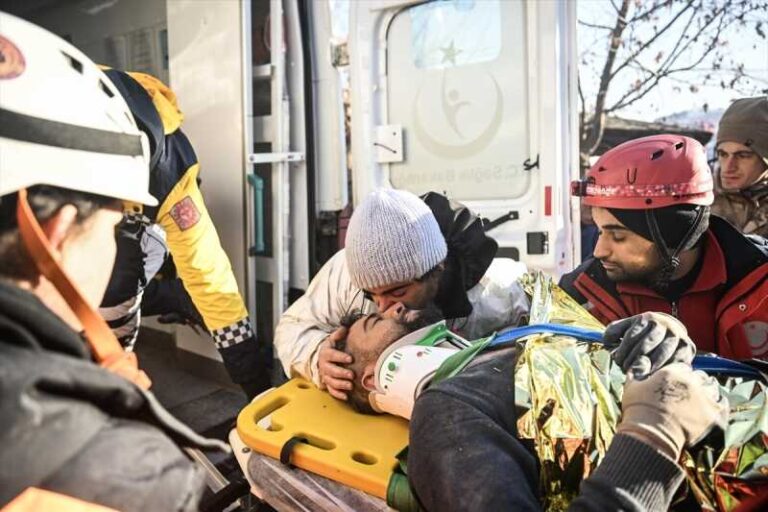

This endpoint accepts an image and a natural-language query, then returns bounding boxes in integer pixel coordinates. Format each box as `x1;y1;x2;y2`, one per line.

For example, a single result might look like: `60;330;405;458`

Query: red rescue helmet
572;134;714;209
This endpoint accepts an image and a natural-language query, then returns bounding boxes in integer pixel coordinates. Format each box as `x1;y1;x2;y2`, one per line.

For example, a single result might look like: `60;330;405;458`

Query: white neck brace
367;321;468;419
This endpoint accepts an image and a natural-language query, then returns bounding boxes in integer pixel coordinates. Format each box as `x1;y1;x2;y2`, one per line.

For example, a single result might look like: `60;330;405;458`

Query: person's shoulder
42;419;205;512
709;217;768;274
476;258;528;287
561;257;595;280
316;249;352;280
418;346;520;428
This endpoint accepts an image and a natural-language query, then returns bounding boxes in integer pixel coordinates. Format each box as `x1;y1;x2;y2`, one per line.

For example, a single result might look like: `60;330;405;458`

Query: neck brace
368;321;470;419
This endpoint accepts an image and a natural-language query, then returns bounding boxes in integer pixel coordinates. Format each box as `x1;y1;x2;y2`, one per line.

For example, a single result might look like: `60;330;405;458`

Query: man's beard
348;303;446;416
599;258;664;285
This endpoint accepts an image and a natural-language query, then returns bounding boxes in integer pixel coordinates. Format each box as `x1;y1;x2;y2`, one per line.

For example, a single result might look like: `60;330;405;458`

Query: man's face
591;207;663;284
717;141;767;190
363;270;441;314
343;312;412;413
346;307;419;365
343;305;443;413
60;206;123;308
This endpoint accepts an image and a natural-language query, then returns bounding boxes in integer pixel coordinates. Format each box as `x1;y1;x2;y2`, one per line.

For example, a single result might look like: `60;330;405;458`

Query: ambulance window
410;0;501;69
385;0;531;201
329;0;349;42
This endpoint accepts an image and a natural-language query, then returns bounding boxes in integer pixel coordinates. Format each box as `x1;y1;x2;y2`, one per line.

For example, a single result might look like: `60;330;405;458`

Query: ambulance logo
745;321;768;357
169;196;201;231
413;69;502;159
0;35;25;79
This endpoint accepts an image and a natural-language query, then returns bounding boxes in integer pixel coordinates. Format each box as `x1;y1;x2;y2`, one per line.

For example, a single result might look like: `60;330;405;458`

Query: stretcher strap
279;436;308;467
16;190;151;390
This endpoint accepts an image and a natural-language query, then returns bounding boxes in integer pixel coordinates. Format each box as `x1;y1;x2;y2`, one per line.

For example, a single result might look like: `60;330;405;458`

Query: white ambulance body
10;0;580;362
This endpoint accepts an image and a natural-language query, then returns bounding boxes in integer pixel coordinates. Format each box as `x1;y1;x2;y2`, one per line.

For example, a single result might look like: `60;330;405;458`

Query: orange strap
16;189;151;390
2;488;118;512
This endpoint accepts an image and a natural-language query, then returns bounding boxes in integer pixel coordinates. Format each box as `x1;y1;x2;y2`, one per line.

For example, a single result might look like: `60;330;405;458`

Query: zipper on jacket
670;301;679;318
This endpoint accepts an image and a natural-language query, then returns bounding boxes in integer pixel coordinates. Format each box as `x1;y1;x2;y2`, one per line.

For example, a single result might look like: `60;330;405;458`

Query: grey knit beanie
345;189;447;290
717;96;768;165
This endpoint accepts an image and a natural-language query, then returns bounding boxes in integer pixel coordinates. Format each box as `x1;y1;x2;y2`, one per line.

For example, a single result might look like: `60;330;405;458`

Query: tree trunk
580;0;631;169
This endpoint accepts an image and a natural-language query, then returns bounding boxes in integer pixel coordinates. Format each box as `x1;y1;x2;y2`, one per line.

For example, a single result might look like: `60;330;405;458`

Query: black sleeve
407;347;541;512
420;191;498;318
41;419;206;512
569;434;685;512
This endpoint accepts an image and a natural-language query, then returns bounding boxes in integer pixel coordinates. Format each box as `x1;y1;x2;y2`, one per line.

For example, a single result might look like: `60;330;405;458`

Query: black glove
604;312;695;379
220;338;274;400
143;277;205;330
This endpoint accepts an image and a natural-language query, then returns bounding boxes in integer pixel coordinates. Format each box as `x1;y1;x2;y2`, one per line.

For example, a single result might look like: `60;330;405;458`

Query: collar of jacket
0;279;91;360
577;216;766;304
421;192;498;319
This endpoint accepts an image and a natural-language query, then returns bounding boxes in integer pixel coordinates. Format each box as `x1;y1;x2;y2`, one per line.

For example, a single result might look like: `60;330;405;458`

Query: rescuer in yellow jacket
98;70;270;398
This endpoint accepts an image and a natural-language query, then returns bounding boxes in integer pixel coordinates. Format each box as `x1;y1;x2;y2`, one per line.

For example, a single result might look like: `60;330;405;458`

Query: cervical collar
368;321;469;419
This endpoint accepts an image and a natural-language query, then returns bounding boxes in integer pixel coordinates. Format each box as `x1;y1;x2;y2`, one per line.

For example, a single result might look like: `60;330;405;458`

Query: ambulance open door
242;0;349;348
347;0;581;276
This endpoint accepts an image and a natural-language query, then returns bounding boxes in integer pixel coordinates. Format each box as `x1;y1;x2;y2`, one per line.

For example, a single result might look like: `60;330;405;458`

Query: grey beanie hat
717;96;768;165
345;188;447;290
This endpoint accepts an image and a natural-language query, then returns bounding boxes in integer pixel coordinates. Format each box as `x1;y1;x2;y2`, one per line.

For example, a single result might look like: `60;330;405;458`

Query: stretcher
233;378;409;511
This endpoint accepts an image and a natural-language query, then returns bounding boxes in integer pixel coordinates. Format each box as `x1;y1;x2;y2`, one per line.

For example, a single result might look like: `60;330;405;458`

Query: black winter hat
609;204;711;252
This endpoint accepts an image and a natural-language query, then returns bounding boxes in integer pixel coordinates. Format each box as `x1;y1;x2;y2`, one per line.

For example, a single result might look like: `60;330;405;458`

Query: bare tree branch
578;20;615;30
627;0;675;23
581;0;631;157
607;4;731;112
578;0;766;159
609;0;696;81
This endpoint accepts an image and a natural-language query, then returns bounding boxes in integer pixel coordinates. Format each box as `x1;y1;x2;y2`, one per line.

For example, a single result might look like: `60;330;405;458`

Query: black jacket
408;346;684;511
0;282;225;511
421;192;498;319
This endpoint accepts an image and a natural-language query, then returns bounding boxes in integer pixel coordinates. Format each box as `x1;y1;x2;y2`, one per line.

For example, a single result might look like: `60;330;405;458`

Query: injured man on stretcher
335;304;729;511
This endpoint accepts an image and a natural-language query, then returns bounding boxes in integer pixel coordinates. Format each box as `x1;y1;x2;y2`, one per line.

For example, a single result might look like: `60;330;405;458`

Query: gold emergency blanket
516;271;768;511
515;271;623;510
684;378;768;510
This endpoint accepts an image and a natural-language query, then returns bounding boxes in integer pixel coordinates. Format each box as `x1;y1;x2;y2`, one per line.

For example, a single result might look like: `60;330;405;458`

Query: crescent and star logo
0;35;26;79
412;39;503;159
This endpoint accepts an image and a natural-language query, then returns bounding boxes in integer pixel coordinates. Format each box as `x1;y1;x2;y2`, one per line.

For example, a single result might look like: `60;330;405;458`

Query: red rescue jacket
560;217;768;359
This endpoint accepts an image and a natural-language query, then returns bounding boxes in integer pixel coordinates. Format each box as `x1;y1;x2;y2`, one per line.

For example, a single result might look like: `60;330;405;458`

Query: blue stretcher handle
489;324;604;346
489;323;764;380
691;355;763;380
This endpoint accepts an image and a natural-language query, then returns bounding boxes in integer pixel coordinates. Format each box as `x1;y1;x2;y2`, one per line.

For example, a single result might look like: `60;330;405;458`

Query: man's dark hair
0;186;117;281
337;305;444;415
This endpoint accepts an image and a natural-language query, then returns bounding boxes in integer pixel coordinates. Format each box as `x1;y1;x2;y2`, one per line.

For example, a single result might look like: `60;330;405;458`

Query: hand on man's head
318;326;354;400
605;312;696;379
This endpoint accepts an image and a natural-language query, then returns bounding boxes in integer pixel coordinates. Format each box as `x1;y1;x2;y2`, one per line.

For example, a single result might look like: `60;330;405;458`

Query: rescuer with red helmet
561;135;768;359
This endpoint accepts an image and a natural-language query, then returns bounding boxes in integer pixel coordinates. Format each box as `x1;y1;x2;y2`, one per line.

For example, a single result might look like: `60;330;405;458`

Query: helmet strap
15;189;151;390
645;207;706;292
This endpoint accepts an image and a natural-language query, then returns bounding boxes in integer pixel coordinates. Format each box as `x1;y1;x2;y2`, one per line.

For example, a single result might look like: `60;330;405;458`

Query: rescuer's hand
605;312;695;379
617;363;728;460
317;326;353;400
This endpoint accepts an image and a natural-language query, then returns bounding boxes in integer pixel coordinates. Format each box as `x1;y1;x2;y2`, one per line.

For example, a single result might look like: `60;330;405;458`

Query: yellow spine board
237;379;409;498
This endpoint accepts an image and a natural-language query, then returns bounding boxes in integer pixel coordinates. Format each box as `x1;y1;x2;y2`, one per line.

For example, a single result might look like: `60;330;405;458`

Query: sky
578;0;768;123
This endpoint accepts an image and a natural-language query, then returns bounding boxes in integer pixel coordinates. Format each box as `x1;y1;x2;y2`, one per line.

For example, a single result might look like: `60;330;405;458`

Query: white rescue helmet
0;11;156;206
